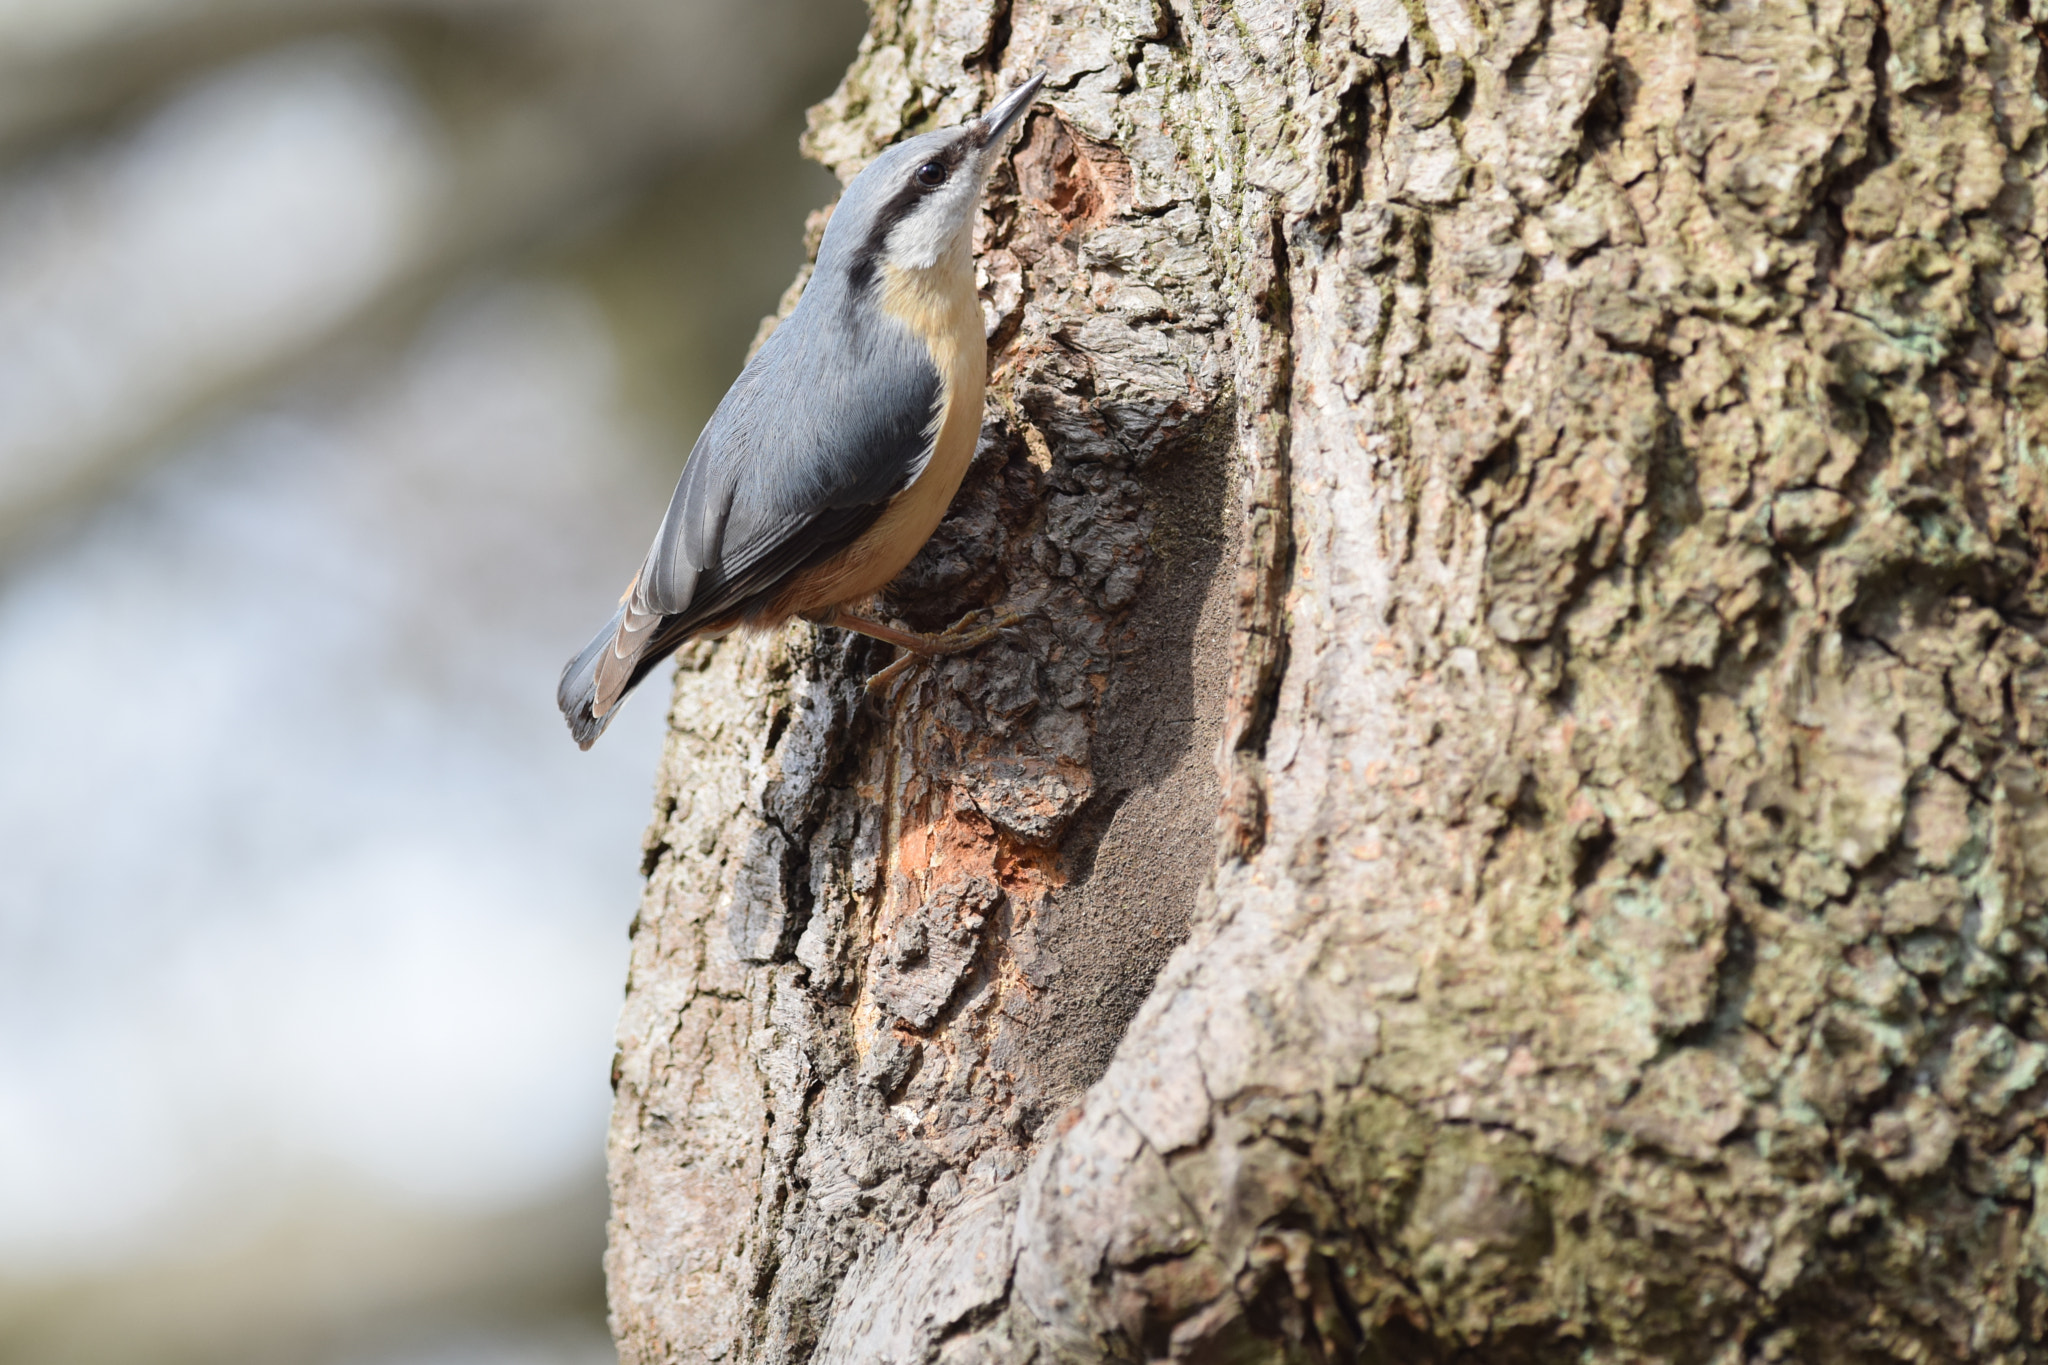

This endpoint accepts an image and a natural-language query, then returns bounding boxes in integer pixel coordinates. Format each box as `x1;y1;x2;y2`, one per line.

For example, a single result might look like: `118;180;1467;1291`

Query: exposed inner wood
608;0;2048;1359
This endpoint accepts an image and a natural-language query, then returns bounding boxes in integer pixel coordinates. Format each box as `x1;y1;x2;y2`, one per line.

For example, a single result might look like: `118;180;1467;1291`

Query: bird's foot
921;608;1024;655
864;609;1027;695
816;607;1026;697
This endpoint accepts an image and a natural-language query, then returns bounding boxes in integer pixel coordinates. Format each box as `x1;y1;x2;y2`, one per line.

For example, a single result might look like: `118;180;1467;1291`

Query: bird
558;72;1046;749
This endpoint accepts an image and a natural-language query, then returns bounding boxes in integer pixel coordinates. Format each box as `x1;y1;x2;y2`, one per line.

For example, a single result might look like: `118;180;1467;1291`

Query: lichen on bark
606;0;2048;1359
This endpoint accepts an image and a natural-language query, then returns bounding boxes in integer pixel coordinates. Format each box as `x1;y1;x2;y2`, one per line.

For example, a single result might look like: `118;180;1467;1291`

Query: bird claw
925;608;1024;654
863;653;921;698
863;609;1029;699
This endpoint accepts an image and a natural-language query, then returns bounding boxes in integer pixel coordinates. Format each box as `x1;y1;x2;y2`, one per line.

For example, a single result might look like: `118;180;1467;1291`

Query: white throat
884;177;982;273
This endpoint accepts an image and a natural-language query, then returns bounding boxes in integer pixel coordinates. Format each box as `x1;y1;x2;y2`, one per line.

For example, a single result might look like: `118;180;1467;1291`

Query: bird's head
822;72;1045;289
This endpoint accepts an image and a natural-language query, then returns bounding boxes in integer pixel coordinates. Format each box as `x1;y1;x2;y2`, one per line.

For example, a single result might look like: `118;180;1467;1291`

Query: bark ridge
609;0;2048;1359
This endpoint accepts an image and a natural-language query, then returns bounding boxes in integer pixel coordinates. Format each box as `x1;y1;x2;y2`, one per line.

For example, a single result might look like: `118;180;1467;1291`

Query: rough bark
605;0;2048;1360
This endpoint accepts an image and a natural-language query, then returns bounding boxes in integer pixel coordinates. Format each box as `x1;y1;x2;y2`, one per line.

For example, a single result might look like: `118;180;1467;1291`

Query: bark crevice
608;0;2048;1359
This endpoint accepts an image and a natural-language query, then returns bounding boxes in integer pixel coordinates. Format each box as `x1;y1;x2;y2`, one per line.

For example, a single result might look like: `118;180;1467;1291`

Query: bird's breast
774;257;987;614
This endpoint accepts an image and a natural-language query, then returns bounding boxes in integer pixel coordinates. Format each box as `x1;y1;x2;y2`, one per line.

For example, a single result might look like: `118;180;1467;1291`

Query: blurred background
0;1;865;1360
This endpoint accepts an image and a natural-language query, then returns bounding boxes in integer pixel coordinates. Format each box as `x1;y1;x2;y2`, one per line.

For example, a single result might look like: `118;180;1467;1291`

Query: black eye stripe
844;141;975;294
915;142;968;189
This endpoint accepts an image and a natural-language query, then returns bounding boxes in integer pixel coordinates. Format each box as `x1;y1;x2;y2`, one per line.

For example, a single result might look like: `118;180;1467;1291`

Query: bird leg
810;606;1023;695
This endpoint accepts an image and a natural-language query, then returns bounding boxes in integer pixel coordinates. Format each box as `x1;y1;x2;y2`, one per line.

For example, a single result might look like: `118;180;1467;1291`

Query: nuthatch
559;73;1046;749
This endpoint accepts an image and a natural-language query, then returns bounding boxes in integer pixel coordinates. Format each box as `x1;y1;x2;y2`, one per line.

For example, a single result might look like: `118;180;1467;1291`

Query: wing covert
630;295;944;628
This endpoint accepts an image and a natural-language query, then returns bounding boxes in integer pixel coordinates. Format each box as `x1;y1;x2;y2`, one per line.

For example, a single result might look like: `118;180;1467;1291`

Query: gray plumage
558;136;959;748
558;73;1045;748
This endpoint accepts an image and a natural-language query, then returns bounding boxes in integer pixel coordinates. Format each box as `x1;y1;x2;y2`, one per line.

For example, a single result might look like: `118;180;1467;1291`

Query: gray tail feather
558;605;628;750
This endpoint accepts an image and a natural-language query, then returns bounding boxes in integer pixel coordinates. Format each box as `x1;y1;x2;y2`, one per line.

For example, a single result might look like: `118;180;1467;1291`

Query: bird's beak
977;71;1046;148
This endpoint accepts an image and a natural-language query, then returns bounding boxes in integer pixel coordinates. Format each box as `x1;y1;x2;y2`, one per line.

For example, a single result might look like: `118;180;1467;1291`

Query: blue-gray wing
635;300;942;621
561;296;944;736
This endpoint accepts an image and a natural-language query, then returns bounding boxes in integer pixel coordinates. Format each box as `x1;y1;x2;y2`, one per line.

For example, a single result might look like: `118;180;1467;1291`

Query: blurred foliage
0;1175;610;1365
0;0;864;1361
0;0;862;558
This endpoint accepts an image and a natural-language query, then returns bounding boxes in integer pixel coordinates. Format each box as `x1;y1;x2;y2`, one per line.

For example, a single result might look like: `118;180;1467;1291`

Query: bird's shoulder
633;277;946;613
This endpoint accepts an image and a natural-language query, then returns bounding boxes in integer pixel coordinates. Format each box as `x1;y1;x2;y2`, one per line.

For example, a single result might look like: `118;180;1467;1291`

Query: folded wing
559;292;943;747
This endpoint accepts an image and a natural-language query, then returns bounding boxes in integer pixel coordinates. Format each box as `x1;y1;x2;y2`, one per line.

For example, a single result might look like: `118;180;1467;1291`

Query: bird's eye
915;161;948;187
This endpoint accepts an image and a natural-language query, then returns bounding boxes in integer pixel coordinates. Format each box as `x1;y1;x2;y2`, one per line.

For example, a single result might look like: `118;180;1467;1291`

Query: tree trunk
603;0;2048;1358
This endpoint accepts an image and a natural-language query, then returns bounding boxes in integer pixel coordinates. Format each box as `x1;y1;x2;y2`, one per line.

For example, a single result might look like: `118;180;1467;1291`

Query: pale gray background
0;2;863;1359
